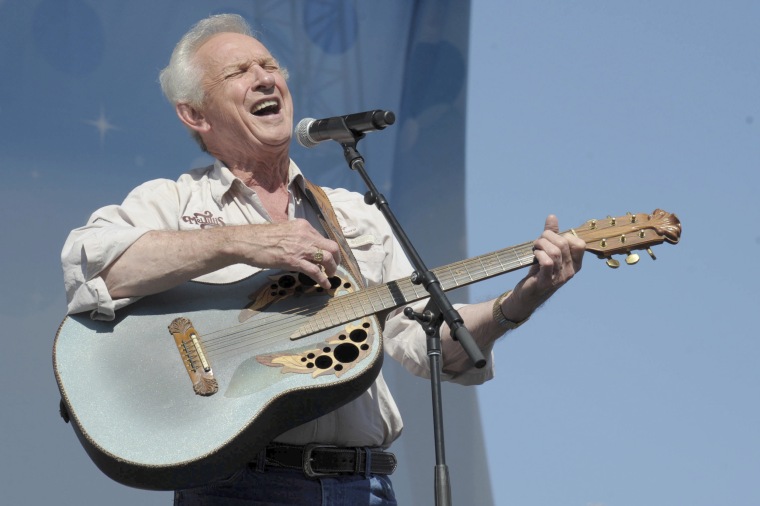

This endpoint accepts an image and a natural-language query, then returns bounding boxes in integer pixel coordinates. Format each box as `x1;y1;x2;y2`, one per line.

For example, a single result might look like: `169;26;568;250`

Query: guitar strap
301;179;367;288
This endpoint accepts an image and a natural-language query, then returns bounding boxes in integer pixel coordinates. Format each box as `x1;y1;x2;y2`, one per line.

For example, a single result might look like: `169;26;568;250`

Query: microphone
295;110;395;148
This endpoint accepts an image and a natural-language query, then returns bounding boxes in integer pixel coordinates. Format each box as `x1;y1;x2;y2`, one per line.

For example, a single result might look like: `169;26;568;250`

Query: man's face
193;32;293;158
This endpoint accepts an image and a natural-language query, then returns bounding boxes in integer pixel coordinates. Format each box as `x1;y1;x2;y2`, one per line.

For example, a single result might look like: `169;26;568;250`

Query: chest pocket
343;227;386;287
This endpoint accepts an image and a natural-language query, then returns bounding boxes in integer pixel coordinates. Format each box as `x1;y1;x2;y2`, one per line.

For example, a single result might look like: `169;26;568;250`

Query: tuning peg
626;253;640;265
606;258;620;269
647;248;657;260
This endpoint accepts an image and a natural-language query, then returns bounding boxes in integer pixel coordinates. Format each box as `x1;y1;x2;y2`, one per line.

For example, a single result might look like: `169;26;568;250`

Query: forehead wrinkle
195;34;281;99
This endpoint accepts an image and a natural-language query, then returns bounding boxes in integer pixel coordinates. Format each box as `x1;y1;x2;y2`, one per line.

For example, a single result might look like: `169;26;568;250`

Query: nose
252;65;275;89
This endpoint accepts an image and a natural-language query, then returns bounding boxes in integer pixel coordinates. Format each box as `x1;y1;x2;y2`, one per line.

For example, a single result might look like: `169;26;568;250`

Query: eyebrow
221;56;278;73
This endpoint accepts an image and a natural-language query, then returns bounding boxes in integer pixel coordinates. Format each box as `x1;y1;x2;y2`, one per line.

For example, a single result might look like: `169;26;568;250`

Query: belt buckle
302;443;339;478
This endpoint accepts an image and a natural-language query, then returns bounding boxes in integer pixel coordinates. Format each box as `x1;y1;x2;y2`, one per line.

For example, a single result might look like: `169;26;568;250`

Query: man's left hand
501;215;585;322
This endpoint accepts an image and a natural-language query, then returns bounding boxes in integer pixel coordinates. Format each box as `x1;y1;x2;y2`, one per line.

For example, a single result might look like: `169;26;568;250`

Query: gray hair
159;14;265;151
159;14;253;108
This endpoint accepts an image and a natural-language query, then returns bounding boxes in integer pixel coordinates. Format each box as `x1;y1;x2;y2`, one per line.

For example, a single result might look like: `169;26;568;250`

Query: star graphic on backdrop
85;107;118;145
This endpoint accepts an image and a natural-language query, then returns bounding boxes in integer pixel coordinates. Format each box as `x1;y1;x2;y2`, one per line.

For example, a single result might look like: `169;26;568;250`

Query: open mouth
251;99;281;116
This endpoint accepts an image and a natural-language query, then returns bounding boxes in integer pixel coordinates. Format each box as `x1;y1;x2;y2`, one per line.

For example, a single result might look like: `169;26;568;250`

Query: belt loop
354;447;362;475
254;448;267;473
363;447;372;478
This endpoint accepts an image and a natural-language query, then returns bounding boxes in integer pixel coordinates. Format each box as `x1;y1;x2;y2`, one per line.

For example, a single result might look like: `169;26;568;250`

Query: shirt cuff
66;274;142;321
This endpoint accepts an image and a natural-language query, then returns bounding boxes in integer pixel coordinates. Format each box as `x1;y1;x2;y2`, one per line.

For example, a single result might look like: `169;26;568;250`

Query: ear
176;103;210;134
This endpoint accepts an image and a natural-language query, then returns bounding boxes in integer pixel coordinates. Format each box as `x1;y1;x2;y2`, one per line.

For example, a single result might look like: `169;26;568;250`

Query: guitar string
178;217;662;359
185;246;537;362
188;245;538;362
198;280;418;358
182;214;668;360
197;282;404;356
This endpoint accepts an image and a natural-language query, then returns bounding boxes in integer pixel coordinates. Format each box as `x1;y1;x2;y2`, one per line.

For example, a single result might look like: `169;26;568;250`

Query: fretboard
295;241;536;337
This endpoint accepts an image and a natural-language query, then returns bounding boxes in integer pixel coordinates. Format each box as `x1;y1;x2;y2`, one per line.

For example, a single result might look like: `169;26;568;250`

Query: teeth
252;100;278;113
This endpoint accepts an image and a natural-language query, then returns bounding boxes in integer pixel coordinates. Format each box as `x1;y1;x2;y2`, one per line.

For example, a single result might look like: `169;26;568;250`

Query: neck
216;151;291;192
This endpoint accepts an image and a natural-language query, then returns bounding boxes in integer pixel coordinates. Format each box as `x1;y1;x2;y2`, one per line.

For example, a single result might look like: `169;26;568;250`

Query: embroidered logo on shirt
182;211;225;229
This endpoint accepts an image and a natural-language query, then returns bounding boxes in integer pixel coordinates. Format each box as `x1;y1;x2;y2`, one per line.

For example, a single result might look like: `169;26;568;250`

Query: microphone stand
322;119;486;506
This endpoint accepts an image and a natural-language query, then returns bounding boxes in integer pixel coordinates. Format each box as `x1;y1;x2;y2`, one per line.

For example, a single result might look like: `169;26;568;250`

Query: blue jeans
174;464;398;505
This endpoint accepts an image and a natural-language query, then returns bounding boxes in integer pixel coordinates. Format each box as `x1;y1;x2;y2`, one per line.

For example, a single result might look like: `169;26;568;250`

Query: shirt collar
208;158;306;207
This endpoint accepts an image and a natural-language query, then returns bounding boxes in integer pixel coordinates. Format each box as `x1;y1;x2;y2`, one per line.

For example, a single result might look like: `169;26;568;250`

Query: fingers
238;219;345;290
306;239;341;290
285;220;341;289
486;214;588;320
544;214;560;234
531;215;586;290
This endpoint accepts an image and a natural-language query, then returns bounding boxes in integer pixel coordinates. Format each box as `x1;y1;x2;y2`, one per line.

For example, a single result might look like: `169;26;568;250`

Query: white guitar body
54;267;383;490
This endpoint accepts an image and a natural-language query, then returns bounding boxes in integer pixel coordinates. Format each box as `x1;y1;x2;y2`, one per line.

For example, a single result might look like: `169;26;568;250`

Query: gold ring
313;248;324;264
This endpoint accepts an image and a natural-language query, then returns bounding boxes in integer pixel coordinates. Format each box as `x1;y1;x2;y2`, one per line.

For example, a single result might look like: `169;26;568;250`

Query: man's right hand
229;219;341;290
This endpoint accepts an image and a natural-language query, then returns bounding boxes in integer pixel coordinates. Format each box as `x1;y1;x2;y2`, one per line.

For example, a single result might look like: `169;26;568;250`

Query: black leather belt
264;443;397;478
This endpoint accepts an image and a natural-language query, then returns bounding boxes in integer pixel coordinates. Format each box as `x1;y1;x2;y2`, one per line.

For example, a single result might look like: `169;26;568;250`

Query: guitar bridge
168;317;218;396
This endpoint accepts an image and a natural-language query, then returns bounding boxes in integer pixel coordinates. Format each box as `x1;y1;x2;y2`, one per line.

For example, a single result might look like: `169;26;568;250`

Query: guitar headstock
573;209;681;268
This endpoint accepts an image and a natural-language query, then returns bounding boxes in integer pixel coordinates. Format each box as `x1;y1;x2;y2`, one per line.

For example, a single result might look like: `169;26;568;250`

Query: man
61;13;584;505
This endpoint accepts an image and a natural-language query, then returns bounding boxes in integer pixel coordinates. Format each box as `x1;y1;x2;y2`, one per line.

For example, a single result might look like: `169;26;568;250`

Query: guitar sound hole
349;329;367;343
298;273;317;286
278;275;296;288
315;355;333;369
334;343;360;363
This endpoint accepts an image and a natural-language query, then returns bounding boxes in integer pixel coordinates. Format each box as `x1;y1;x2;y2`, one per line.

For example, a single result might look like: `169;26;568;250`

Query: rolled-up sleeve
61;179;179;320
382;300;496;386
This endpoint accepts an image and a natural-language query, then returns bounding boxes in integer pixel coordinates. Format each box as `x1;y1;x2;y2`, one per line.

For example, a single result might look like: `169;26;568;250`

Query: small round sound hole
315;355;333;369
278;275;296;288
298;273;317;286
349;329;368;343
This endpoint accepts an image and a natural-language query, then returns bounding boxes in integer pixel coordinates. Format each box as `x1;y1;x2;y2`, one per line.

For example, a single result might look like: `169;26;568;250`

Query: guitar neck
312;241;536;331
305;208;682;335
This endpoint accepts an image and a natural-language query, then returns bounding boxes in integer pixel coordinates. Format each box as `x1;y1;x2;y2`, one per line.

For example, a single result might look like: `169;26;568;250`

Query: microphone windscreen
295;118;317;148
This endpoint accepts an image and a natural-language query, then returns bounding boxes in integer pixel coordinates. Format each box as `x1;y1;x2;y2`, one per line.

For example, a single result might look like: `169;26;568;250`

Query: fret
375;286;398;310
462;263;475;284
494;252;507;272
474;256;487;279
323;302;337;327
336;296;351;324
361;291;378;315
339;295;356;320
447;265;461;287
481;252;500;276
477;254;491;277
